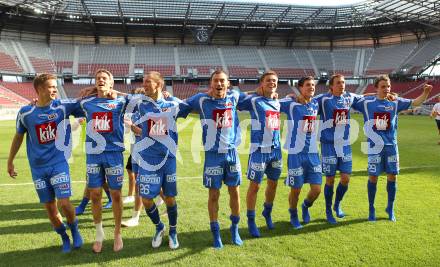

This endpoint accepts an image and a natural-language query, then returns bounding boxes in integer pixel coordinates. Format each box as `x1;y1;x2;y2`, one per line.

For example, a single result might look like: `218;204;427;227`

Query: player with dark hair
179;70;244;248
280;76;321;229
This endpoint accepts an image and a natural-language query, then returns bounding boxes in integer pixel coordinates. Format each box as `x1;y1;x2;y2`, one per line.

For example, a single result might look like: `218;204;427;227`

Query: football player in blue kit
314;74;363;224
237;71;282;237
280;76;322;229
352;75;432;222
179;70;244;249
77;69;130;253
131;71;182;249
7;74;83;253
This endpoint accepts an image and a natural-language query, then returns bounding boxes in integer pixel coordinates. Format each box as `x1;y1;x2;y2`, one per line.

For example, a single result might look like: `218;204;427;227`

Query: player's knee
369;176;378;183
209;189;220;202
90;190;102;202
340;174;350;185
57;198;71;209
311;186;321;197
248;182;260;194
387;175;397;182
110;190;122;202
164;196;175;206
142;198;154;209
326;176;335;186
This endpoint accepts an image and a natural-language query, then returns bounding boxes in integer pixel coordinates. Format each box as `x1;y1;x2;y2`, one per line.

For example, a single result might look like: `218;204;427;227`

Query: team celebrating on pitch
6;68;432;253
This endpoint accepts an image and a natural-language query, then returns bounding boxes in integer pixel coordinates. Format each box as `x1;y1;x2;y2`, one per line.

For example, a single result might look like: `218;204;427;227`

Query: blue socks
262;202;274;229
75;197;89;215
54;223;71;253
302;199;312;224
146;203;163;231
289;208;302;229
324;185;337;224
167;205;178;235
386;181;397;222
247;210;260;238
367;180;377;221
67;219;83;249
334;183;348;218
210;221;223;249
230;215;243;246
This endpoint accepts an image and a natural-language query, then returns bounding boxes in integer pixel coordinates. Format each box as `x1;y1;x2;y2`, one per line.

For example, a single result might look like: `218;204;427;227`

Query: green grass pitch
0;113;439;266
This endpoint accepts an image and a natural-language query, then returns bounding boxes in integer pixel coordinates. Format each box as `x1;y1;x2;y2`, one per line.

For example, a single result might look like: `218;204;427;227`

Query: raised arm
412;84;433;107
7;133;24;178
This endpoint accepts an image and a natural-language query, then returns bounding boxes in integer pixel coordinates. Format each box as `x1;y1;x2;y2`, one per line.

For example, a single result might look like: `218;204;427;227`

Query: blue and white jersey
352;96;412;145
134;96;182;159
237;93;281;150
314;92;363;144
179;90;244;152
280;97;320;154
79;96;129;153
16;99;81;167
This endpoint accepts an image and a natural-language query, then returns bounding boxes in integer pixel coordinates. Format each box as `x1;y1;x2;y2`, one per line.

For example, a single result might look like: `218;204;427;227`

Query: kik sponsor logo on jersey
333;109;349;126
265;111;280;130
213;108;232;128
35;121;57;144
302;115;316;133
373;112;391;131
148;117;168;136
92;112;113;132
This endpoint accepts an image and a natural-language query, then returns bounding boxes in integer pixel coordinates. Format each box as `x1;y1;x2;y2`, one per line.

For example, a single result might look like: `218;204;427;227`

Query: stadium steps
217;47;228;73
306;51;319;77
129;46;136;76
11;41;34;74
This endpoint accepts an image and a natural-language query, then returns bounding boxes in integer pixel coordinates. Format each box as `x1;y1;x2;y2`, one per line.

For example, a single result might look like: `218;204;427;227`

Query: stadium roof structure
0;0;439;45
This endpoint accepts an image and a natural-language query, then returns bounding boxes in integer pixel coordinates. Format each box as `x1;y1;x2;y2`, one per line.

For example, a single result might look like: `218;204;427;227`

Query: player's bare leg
90;187;104;253
110;189;123;251
123;169;135;203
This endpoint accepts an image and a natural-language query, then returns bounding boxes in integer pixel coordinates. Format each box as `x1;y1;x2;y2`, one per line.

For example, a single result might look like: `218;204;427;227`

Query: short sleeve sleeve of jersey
313;94;325;114
16;109;27;134
279;97;294;113
397;97;412;112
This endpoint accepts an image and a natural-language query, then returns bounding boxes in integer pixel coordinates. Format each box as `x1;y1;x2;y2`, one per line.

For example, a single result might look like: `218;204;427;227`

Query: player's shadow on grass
0;217;388;266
